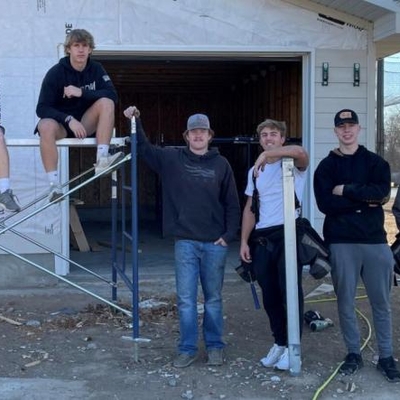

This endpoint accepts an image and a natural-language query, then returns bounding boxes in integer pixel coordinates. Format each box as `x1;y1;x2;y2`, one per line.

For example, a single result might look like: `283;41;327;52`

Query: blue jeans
174;239;228;355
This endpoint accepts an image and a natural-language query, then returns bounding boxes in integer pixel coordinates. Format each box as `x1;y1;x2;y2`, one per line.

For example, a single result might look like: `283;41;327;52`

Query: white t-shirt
244;160;307;229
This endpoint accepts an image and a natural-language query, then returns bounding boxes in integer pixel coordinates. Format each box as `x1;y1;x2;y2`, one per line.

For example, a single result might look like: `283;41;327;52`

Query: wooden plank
69;201;90;252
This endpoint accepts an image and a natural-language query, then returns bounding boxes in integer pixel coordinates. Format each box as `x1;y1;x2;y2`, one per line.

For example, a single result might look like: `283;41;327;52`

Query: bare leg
80;98;115;145
0;131;21;211
0;133;10;179
37;118;67;172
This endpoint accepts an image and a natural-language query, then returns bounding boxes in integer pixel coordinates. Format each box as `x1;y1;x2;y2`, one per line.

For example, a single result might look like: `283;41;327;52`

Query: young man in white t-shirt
240;119;309;371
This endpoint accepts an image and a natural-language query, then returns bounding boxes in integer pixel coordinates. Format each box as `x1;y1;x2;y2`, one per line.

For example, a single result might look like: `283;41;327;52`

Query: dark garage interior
69;56;303;226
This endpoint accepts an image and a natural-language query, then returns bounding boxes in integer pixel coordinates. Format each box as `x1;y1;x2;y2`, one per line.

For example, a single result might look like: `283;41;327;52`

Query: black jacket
135;119;241;243
36;56;117;124
314;145;390;244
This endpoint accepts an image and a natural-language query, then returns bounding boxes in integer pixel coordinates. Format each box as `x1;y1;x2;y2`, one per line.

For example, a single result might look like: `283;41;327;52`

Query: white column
282;157;301;376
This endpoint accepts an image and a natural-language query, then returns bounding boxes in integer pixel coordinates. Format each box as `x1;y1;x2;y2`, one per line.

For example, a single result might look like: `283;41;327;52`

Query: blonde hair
256;119;286;137
64;29;95;55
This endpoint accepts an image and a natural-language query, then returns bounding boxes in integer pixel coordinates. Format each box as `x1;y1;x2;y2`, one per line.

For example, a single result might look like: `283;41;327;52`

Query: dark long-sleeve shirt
135;119;241;243
314;145;390;244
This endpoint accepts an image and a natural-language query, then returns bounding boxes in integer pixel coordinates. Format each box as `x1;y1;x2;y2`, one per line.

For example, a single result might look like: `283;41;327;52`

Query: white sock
0;178;10;193
47;171;59;186
96;145;109;160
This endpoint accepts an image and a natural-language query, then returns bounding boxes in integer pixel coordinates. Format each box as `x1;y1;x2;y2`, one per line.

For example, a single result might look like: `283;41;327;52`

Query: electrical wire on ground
304;293;372;400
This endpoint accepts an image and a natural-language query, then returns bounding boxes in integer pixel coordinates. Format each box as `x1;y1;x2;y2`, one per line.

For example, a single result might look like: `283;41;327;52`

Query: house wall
313;49;371;232
0;0;372;262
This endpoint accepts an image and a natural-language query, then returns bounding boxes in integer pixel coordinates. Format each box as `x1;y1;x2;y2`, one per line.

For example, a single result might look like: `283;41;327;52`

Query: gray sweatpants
330;243;394;358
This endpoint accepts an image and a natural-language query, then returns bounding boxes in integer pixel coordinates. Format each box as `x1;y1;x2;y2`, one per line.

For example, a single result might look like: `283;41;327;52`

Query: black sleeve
220;161;241;243
343;156;391;205
313;159;366;216
36;65;70;123
134;118;164;174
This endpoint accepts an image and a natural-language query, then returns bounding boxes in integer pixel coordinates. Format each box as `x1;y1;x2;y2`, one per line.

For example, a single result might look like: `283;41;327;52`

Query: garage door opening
70;56;303;228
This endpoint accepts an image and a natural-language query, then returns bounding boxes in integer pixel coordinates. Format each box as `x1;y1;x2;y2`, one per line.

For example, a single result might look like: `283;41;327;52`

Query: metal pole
0;223;116;286
130;117;139;342
111;130;119;302
376;58;384;156
0;242;132;317
282;157;301;376
126;117;150;362
0;154;130;236
0;165;96;225
111;164;118;300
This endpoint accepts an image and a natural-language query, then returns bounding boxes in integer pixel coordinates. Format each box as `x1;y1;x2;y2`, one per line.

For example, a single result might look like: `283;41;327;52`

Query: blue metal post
111;164;118;302
130;117;139;339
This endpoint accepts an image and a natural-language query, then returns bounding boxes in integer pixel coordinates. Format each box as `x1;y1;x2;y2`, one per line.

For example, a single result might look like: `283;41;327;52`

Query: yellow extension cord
303;293;372;400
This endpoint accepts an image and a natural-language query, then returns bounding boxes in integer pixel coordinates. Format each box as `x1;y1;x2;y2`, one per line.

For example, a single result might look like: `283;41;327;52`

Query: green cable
305;294;372;400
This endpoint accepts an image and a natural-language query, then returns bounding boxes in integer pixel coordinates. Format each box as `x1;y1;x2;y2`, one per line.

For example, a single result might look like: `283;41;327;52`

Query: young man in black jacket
314;109;400;382
35;29;122;201
124;106;240;368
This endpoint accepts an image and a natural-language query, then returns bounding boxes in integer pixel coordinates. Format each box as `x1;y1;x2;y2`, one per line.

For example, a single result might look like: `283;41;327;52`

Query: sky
385;53;400;107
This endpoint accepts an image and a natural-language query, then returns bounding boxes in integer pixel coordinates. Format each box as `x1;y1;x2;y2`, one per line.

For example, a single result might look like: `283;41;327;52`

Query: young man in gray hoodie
124;106;240;368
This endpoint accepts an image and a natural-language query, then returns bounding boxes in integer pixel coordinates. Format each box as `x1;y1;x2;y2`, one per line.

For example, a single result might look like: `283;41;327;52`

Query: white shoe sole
94;152;124;176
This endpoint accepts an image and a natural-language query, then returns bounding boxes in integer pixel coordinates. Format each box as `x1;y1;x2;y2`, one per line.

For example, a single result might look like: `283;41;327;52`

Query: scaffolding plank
69;201;90;252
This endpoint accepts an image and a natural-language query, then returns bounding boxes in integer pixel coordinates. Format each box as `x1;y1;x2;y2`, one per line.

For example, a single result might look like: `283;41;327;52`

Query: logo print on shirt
81;81;96;91
184;164;215;179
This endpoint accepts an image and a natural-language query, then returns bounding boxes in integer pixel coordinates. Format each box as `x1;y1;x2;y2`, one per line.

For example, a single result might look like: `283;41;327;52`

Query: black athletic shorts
34;119;76;138
34;111;93;139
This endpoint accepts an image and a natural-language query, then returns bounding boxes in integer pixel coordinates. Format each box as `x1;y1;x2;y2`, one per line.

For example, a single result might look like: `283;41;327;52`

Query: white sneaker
260;344;286;367
273;347;289;370
48;184;63;203
94;152;124;176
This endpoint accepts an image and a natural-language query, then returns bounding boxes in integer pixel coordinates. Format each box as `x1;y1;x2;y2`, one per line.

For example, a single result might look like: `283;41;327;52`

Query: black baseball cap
334;109;359;127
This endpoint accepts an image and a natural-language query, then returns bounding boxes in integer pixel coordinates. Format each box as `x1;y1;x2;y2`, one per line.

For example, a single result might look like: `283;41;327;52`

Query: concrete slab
0;378;90;400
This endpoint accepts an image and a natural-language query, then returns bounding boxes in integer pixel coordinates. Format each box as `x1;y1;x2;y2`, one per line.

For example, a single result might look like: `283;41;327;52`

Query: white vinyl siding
312;49;369;233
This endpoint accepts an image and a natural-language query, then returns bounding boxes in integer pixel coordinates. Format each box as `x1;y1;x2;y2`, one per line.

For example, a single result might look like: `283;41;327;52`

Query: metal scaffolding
2;128;147;360
2;131;300;364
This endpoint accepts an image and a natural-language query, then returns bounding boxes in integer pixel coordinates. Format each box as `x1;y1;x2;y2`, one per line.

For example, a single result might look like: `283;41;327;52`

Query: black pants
252;225;304;346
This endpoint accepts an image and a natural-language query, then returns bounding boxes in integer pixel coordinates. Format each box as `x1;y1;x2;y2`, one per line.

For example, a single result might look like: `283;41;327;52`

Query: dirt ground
1;204;400;400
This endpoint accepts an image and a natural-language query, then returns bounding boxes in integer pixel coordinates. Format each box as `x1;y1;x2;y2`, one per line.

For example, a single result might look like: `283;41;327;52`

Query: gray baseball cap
187;114;210;130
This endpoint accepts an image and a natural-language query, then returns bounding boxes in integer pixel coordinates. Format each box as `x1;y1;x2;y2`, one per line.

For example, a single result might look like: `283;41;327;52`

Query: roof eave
374;13;400;58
